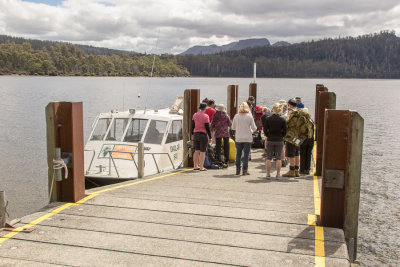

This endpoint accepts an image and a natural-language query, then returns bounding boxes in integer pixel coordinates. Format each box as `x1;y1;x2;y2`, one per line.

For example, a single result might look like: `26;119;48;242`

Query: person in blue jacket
295;97;305;108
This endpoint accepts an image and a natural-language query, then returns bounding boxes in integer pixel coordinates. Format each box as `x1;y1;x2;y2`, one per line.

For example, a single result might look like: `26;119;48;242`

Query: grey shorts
266;141;284;160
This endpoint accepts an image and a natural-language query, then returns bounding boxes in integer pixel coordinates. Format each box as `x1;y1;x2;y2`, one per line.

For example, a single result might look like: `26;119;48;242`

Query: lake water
0;76;399;266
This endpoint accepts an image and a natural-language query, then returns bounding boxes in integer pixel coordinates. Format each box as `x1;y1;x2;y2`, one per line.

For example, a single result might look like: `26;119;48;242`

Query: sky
0;0;399;54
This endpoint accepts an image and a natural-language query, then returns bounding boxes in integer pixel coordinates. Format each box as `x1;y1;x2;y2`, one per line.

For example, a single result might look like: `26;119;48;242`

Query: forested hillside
1;31;399;78
0;40;189;76
177;31;400;78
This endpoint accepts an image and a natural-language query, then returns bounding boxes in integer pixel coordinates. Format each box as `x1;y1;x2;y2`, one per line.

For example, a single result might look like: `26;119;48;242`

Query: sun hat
216;104;226;112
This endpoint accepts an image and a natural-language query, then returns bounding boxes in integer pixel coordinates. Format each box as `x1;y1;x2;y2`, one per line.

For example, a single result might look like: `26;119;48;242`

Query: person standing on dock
205;99;216;122
232;102;257;175
191;103;213;171
247;96;256;116
211;104;232;168
283;99;301;177
263;103;286;179
299;108;314;175
295;97;305;109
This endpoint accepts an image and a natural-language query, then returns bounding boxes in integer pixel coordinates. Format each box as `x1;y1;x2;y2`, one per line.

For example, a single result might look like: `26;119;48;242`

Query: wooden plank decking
0;149;349;266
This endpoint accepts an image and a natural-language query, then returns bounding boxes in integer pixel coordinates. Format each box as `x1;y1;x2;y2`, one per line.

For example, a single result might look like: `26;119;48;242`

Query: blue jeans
235;142;251;170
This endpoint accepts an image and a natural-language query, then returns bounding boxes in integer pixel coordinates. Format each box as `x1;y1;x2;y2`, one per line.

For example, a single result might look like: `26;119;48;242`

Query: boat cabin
84;108;183;180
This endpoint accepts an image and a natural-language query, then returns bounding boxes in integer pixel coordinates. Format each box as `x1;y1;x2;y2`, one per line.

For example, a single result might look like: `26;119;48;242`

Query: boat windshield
90;118;112;141
166;120;183;143
106;118;129;141
123;119;148;142
144;120;168;145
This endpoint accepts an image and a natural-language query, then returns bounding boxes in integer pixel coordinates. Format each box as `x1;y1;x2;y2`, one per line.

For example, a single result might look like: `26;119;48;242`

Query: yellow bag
222;138;236;163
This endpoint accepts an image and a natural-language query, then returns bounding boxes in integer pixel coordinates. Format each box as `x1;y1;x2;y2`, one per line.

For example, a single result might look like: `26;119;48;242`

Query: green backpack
284;110;314;146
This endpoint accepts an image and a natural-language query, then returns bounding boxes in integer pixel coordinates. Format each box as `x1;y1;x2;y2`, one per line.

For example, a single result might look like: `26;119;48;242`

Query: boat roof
97;108;183;121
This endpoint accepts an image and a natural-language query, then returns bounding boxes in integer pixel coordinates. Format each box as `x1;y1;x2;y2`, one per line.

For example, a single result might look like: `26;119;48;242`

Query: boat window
144;120;168;145
123;119;148;142
90;118;112;140
166;120;183;143
106;118;129;141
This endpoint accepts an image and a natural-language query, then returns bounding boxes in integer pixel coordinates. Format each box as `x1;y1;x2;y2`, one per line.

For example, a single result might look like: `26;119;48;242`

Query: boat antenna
144;29;160;113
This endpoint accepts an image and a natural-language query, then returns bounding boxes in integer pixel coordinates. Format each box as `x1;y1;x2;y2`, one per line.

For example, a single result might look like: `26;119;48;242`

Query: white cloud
0;0;399;54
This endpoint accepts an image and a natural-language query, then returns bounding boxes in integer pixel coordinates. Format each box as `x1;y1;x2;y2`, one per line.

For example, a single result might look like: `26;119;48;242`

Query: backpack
254;106;263;130
284;110;314;146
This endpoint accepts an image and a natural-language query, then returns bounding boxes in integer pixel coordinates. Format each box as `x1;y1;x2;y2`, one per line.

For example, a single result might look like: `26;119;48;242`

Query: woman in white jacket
231;102;257;175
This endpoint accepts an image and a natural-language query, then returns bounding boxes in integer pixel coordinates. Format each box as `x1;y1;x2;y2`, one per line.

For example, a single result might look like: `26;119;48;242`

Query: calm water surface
0;76;399;266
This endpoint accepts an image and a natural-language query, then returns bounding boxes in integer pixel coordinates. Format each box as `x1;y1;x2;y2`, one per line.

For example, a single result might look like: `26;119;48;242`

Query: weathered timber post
46;102;85;203
320;110;364;262
227;85;238;119
137;142;144;178
0;191;6;227
315;91;336;176
314;84;327;127
183;89;200;167
249;83;257;104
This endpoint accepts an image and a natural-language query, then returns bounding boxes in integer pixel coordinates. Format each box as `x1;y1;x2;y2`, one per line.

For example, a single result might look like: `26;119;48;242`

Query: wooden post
315;91;336;176
183;89;200;167
314;84;327;128
320;110;364;262
249;83;257;104
46;102;85;203
137;142;144;178
227;85;238;120
344;112;364;261
0;191;6;227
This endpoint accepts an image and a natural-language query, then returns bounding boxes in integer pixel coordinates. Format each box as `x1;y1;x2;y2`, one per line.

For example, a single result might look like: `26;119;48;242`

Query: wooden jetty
1;83;363;266
0;149;349;266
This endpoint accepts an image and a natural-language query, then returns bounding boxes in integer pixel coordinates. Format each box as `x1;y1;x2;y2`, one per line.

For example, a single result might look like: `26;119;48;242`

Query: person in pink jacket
211;104;232;167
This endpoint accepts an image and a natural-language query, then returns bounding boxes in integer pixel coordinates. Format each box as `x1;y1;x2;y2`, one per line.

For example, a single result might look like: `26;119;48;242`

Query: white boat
84;96;184;182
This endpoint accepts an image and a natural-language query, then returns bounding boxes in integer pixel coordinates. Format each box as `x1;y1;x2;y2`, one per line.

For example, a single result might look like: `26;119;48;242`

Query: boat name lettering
170;144;180;152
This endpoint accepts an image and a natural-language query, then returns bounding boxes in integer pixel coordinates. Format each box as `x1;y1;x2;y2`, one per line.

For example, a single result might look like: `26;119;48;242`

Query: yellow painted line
313;141;325;266
308;214;317;226
0;169;193;244
0;203;74;243
92;169;192;194
315;226;325;257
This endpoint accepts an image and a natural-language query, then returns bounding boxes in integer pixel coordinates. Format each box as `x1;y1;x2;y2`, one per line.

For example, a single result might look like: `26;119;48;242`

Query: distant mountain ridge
180;38;271;55
0;35;138;56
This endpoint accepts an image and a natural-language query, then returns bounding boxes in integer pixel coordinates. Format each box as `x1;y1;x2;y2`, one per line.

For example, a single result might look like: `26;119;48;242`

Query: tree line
0;41;189;76
1;31;399;78
176;31;400;78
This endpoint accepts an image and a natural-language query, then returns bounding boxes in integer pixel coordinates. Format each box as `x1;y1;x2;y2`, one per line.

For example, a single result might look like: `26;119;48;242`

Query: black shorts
286;142;300;157
193;132;208;152
266;141;284;160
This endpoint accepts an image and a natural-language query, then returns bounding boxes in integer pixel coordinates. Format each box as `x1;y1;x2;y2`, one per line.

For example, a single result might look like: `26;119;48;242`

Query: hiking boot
295;170;300;177
282;170;296;177
236;169;241;176
242;170;250;175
